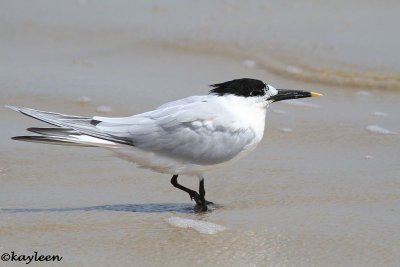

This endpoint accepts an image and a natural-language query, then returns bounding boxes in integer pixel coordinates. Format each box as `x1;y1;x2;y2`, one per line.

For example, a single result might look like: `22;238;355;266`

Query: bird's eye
250;90;264;96
265;84;269;91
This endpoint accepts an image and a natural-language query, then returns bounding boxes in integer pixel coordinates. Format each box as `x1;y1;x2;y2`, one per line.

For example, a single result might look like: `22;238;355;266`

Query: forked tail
12;127;116;147
6;105;131;147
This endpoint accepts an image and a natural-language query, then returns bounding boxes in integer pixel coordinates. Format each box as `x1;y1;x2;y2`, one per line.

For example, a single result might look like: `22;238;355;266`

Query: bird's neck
220;95;267;138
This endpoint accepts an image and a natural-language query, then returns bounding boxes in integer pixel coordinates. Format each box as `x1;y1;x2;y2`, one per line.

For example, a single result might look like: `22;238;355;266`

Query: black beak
269;89;322;102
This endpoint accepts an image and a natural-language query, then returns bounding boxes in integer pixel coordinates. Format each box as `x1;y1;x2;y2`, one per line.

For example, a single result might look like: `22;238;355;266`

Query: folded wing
7;98;256;165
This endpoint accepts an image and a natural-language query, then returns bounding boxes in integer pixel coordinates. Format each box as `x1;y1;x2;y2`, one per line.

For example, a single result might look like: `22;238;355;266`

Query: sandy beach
1;1;400;266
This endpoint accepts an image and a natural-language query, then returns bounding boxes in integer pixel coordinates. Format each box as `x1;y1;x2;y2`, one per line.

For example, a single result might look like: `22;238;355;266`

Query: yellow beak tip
311;92;323;97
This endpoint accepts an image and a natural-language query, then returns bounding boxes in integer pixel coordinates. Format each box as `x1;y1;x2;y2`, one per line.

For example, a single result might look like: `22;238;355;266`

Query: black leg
199;178;206;203
170;175;205;208
199;177;213;206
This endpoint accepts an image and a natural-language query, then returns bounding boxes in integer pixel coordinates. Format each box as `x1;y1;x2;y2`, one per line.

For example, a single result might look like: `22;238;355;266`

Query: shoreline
1;1;399;266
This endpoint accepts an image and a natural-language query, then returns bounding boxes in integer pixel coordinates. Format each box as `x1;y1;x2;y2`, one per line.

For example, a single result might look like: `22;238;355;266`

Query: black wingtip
10;135;97;147
11;136;34;141
90;119;101;126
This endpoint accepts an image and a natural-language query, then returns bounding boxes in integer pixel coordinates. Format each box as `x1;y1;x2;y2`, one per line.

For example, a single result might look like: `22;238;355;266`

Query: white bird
6;78;322;211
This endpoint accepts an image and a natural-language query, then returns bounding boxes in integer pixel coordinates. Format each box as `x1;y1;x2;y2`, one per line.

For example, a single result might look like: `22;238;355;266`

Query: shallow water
1;1;400;266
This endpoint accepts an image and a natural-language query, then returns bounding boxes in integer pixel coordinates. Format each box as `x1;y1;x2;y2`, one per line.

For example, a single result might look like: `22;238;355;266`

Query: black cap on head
209;78;266;97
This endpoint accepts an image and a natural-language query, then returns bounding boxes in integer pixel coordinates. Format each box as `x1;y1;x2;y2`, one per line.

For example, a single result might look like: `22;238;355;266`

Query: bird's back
98;95;265;166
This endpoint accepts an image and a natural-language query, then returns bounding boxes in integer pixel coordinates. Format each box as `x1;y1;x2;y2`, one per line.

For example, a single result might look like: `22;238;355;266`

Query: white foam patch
357;90;371;96
280;128;293;133
364;155;374;160
76;96;91;104
167;217;227;234
282;99;320;108
96;105;112;113
242;59;256;68
366;125;398;135
0;168;10;176
286;65;301;74
371;111;389;117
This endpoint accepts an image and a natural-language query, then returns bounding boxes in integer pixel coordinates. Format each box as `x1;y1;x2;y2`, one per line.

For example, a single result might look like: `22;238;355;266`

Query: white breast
219;95;267;146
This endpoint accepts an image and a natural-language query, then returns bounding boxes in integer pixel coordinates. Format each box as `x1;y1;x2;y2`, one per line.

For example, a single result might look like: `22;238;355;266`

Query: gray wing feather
27;127;80;136
98;99;255;165
12;135;97;147
6;106;133;145
7;97;256;165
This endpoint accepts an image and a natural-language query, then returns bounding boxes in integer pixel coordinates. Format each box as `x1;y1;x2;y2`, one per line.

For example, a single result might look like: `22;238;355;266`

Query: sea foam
366;125;397;135
371;111;389;117
242;59;256;68
167;217;227;234
96;105;112;113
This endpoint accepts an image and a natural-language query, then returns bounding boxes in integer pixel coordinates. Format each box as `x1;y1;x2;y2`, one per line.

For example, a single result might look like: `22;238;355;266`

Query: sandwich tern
7;78;322;211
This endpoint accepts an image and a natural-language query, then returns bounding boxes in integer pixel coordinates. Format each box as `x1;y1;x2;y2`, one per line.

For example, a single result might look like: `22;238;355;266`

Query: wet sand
1;1;400;266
